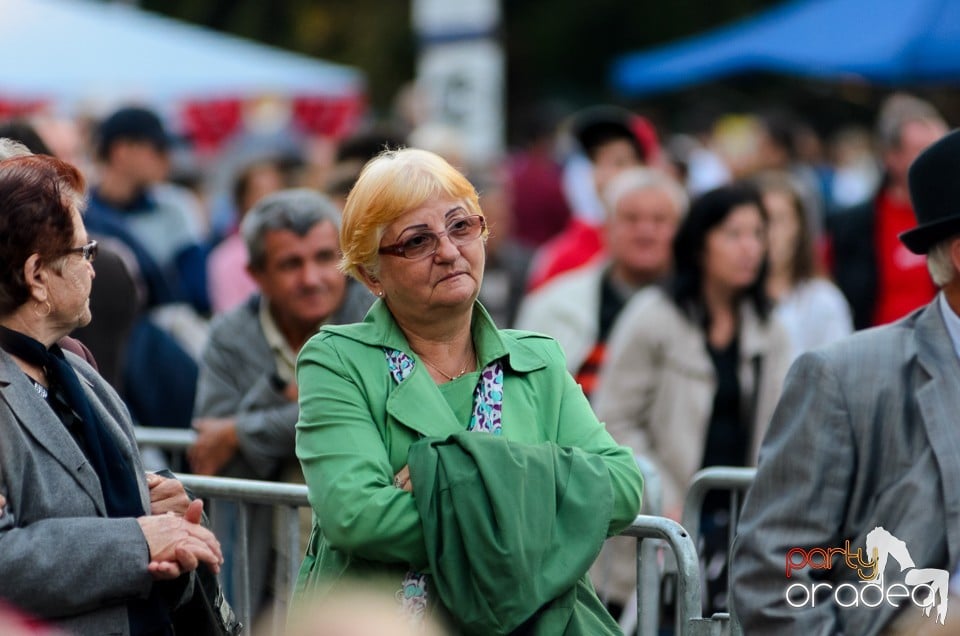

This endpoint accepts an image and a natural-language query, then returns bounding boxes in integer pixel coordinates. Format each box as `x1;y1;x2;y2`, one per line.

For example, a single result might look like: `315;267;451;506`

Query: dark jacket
826;198;876;331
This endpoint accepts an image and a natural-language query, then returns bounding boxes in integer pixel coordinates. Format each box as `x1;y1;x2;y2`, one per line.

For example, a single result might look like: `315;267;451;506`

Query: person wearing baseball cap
95;106;173;158
526;104;660;291
82;105;209;430
84;104;203;311
732;127;960;635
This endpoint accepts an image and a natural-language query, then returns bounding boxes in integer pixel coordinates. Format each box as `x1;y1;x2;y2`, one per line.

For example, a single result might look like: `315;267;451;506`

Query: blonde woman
294;148;642;634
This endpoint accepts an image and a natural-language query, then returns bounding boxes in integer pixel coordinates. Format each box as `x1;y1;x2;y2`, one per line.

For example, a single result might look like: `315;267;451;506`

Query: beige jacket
591;287;790;604
514;262;606;375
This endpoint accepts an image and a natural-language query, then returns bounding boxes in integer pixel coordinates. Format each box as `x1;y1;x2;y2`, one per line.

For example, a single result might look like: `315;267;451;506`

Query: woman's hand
137;499;223;580
146;472;191;517
393;465;413;493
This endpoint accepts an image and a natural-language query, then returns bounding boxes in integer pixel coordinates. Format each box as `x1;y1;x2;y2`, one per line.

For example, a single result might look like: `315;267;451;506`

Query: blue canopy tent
611;0;960;97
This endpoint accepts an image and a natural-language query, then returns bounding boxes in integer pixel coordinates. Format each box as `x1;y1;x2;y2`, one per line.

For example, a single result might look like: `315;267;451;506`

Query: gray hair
602;166;689;220
241;188;342;271
927;236;959;287
0;138;32;161
875;93;946;151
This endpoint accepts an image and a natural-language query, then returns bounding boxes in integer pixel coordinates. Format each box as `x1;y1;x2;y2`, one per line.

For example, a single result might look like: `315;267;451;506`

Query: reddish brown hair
0;155;86;316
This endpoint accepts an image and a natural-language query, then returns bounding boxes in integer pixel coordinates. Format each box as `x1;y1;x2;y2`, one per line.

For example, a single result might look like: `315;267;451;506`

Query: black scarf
0;326;144;518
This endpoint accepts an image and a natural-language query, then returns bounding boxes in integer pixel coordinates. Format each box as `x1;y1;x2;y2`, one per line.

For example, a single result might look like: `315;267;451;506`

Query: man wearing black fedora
731;127;960;635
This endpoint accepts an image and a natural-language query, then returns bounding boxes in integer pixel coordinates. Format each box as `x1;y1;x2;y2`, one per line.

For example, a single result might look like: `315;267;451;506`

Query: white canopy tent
0;0;363;106
0;0;365;147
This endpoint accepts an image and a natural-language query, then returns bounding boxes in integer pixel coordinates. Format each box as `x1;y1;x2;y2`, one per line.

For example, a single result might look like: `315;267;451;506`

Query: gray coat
731;298;960;635
195;281;375;478
0;348;156;635
193;281;373;612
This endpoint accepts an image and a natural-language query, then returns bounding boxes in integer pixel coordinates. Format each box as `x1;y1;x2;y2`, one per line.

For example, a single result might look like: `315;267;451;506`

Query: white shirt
258;297;299;385
936;292;960;595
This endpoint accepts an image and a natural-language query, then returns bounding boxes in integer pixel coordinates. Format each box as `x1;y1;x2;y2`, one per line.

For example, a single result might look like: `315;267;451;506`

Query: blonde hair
339;147;483;280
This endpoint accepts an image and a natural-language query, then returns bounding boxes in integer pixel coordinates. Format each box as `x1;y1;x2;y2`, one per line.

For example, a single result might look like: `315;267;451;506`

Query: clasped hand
140;473;222;580
0;479;220;581
138;499;223;580
146;472;192;516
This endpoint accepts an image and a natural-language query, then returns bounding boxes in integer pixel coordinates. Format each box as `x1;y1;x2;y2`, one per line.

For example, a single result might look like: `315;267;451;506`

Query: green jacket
294;301;643;622
409;432;625;635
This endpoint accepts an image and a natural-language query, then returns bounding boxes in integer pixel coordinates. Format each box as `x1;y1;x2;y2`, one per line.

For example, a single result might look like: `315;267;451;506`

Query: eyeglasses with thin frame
378;215;486;260
66;240;98;263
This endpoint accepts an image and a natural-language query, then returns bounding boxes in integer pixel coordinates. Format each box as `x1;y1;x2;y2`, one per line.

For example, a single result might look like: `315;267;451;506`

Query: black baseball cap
570;105;658;163
96;106;173;159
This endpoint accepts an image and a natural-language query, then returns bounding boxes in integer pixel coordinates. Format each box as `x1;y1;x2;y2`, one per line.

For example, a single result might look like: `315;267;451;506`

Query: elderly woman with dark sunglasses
0;154;223;636
294;148;643;634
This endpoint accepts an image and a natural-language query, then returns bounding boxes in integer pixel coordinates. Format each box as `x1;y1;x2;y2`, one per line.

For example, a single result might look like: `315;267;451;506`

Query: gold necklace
420;351;476;382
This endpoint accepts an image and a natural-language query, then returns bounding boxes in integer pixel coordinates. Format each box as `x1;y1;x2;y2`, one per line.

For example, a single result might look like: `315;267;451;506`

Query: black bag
172;562;243;636
152;469;242;636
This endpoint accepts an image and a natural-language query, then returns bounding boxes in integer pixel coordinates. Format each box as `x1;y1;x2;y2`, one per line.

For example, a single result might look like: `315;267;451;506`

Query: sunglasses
66;240;98;263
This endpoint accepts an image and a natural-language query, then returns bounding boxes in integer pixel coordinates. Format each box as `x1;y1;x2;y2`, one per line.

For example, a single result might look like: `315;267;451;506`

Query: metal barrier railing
176;474;310;636
680;467;756;549
133;426;197;449
135;428;735;636
679;466;757;636
619;456;664;636
134;426;196;472
134;428;306;633
624;515;728;636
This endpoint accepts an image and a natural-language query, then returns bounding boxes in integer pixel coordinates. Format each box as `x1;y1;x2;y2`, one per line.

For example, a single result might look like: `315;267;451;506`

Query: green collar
323;299;546;374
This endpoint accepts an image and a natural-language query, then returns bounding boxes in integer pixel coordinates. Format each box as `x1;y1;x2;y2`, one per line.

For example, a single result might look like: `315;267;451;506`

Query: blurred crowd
0;87;949;633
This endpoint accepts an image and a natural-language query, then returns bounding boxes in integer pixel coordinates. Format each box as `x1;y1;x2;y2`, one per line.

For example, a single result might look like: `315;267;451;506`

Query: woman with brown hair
755;171;853;361
0;153;222;635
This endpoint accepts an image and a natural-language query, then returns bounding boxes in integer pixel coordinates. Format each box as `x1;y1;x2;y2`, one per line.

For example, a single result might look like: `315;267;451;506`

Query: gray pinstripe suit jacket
731;298;960;635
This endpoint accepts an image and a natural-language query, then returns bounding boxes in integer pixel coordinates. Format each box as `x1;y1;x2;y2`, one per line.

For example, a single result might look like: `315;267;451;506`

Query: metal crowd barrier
624;515;729;636
679;466;757;636
617;456;664;636
134;427;309;634
134;425;195;472
135;428;743;636
680;467;756;550
176;474;310;636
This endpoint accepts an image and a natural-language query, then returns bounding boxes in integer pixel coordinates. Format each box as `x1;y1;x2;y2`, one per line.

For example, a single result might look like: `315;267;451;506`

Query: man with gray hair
732;128;960;635
516;166;687;401
188;188;373;619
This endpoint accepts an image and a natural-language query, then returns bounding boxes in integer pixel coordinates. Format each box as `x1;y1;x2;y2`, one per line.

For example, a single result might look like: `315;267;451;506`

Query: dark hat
570;105;659;164
96;106;172;158
901;128;960;254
